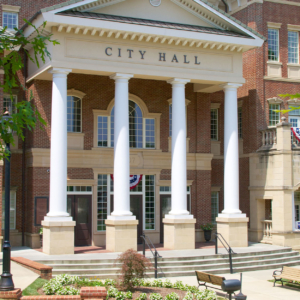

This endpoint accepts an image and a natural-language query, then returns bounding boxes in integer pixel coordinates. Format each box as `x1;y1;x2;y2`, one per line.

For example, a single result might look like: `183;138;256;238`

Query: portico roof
58;10;251;39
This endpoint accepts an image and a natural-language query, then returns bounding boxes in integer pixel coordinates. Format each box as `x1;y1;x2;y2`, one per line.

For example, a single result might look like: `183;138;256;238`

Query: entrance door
160;195;190;244
67;195;92;246
110;195;143;244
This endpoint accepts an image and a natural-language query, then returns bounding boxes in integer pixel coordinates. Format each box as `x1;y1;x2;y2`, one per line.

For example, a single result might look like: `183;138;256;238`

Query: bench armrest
273;270;282;276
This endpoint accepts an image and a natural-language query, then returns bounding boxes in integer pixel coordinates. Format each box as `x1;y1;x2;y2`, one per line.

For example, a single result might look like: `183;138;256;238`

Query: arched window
97;100;155;149
67;96;81;132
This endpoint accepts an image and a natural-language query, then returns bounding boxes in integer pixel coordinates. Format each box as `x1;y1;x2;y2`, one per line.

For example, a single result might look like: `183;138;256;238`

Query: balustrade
261;220;272;243
260;128;277;149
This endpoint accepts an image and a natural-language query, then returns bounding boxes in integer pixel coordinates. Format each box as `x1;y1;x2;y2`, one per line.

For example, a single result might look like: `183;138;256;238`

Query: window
2;190;16;230
97;100;155;149
3;95;16;114
67;186;92;192
2;12;18;30
269;104;280;126
238;107;242;139
288;31;299;64
97;175;108;231
268;29;279;61
67;96;81;132
145;175;155;230
211;109;218;140
296;205;300;222
211;192;219;224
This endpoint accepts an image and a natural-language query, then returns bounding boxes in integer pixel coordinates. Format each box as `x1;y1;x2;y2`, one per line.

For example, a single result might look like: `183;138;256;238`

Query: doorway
67;195;92;246
110;195;143;244
160;194;191;243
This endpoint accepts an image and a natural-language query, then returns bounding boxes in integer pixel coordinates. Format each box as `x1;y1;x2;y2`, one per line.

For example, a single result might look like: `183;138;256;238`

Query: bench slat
195;271;225;287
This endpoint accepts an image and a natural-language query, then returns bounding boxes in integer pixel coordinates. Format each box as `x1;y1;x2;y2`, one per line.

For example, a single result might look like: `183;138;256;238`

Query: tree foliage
0;20;59;158
274;93;300;114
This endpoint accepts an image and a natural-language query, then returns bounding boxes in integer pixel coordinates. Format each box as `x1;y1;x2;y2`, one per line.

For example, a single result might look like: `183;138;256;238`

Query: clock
150;0;161;7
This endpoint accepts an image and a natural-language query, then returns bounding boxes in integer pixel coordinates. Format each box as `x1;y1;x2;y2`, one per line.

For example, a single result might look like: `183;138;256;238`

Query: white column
109;73;135;220
46;68;72;220
221;83;245;217
167;78;193;218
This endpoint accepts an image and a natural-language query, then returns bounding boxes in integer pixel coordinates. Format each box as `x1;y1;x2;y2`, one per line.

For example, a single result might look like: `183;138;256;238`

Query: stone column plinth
163;218;196;250
41;220;76;255
216;216;249;247
105;219;139;252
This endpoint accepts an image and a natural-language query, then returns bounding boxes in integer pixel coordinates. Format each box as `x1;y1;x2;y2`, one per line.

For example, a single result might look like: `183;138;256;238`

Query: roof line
41;0;85;13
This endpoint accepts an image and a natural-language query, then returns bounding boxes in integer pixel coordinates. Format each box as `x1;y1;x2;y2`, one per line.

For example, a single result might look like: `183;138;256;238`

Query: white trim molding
287;24;300;32
211;103;221;109
287;98;300;106
1;4;21;13
67;88;86;99
267;22;282;29
267;97;283;105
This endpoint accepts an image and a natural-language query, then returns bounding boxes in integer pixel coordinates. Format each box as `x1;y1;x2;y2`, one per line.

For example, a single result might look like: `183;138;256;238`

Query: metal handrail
140;232;161;278
214;232;236;274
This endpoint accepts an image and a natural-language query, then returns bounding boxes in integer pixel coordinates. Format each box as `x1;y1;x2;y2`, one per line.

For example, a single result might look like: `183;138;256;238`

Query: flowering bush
164;292;179;300
173;281;185;290
183;291;193;300
105;279;117;287
163;280;173;288
195;290;217;300
43;274;80;295
116;291;126;300
116;249;152;291
186;286;198;293
149;293;163;300
152;279;164;287
125;291;133;299
137;293;147;300
107;287;119;298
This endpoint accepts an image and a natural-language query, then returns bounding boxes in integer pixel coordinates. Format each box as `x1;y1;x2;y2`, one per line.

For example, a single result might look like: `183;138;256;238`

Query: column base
163;218;196;250
105;219;139;252
41;220;76;255
216;215;249;247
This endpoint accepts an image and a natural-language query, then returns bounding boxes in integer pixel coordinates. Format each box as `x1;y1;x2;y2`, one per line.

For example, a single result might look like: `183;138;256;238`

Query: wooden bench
195;270;226;290
273;266;300;287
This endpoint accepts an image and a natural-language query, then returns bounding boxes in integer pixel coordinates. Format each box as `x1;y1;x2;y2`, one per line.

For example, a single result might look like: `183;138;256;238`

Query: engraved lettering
127;49;134;58
139;50;146;59
171;54;178;63
195;56;201;65
184;55;190;64
118;48;121;57
159;53;166;61
105;47;112;56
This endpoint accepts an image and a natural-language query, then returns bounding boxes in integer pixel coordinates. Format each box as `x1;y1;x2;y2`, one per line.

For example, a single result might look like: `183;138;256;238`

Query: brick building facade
5;0;299;253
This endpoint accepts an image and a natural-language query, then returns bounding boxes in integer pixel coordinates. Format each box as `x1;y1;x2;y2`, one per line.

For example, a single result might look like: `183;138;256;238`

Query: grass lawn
22;278;48;296
269;278;300;290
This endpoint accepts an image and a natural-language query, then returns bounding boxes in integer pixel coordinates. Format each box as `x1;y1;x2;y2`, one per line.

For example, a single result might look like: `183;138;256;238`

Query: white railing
260;128;277;150
261;220;272;243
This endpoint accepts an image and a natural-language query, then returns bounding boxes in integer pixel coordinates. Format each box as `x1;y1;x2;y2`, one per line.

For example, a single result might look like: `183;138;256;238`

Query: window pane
269;104;280;126
288;31;299;64
97;175;108;231
3;95;16;114
211;192;219;224
98;116;108;147
169;104;172;137
211;109;218;140
145;175;155;230
3;12;18;30
67;96;81;132
145;118;155;148
268;29;279;61
238;107;242;139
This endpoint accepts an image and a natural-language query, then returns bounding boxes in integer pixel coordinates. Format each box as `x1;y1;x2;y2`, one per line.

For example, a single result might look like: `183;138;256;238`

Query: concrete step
38;247;300;279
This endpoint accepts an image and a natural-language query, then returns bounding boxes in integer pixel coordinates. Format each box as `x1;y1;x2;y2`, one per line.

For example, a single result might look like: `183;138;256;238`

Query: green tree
275;93;300;114
0;20;59;158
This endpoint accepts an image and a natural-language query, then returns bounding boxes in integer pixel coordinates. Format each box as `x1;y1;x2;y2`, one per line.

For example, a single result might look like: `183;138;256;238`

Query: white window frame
2;190;16;230
288;31;299;64
211;191;219;224
67;89;85;133
3;94;17;114
2;11;18;30
268;28;280;62
211;108;219;141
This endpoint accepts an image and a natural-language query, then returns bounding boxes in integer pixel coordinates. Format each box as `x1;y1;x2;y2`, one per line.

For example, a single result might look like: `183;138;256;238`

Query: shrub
107;287;119;298
186;286;198;293
195;290;217;300
137;293;147;300
116;249;152;291
152;279;163;287
105;279;117;287
183;291;193;300
43;274;80;295
164;292;179;300
173;281;185;290
125;291;133;299
149;293;163;300
163;280;173;288
56;286;80;295
116;291;126;300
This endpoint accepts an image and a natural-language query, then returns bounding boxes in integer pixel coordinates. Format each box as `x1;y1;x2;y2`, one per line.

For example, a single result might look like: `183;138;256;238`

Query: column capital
110;73;134;81
49;68;72;76
167;78;190;86
221;83;243;90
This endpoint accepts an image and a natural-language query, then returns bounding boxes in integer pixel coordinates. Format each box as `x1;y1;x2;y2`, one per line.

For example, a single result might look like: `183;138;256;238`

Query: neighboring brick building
8;0;300;253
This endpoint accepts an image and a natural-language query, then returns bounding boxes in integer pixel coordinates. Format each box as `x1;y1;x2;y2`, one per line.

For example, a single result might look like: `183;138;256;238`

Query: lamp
0;111;15;290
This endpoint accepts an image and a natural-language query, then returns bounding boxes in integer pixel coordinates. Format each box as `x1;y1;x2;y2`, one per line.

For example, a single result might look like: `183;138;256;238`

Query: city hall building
1;0;300;254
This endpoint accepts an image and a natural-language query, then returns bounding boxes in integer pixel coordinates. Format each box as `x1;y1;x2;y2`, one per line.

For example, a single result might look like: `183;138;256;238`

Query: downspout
221;0;229;13
21;51;27;246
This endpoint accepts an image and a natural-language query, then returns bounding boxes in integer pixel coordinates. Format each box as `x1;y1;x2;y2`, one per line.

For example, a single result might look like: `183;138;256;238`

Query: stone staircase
35;247;300;279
